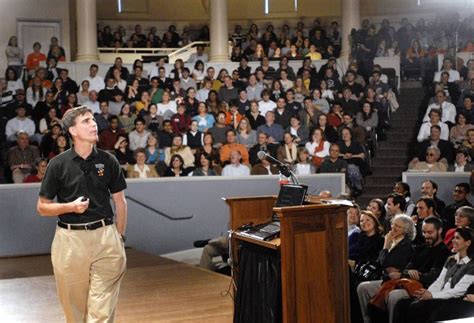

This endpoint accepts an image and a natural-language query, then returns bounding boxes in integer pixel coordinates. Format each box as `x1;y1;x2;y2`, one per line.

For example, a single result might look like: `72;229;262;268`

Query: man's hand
389;271;401;280
407;270;420;281
70;197;89;214
463;294;474;302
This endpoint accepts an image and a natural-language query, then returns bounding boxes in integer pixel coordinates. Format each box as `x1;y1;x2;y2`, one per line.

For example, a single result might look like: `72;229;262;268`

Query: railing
97;41;236;64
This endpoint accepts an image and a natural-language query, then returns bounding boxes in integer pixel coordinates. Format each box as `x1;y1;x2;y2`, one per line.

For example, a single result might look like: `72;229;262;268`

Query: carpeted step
365;175;402;186
362;185;395;196
371;165;407;176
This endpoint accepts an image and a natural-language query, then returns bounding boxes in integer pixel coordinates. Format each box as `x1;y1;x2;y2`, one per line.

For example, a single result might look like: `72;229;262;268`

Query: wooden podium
226;196;350;323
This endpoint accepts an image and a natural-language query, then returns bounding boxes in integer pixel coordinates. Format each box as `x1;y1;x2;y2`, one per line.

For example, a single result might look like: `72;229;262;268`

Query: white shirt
83;100;100;114
115;79;127;93
187;53;209;63
128;130;150;151
258;100;277;116
26;88;43;107
417;121;449;142
434;69;461;83
83;76;105;93
428;254;474;299
305;141;330;158
295;163;312;175
196;88;210;102
157;101;177;120
7;79;23;93
134;164;150;179
222;164;251;177
5;117;36;137
423;101;456;124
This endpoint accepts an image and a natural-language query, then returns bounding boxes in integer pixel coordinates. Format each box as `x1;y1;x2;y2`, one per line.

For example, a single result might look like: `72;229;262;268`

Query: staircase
356;86;426;207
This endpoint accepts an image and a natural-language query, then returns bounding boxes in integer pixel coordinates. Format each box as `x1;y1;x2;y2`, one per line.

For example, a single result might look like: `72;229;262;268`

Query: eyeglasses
454;189;466;193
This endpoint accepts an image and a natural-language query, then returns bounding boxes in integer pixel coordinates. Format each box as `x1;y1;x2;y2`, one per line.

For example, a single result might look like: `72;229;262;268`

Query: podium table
226;196;349;323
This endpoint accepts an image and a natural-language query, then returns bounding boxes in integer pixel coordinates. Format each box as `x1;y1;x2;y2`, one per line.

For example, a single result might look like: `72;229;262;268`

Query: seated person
208;111;232;148
164;134;195;169
337;127;367;194
8;131;40;183
408;145;448;172
163;154;192;177
357;215;415;323
444;206;474;250
462;128;474;161
5;105;37;143
98;115;126;151
414;124;454;164
221;150;250;176
448;149;474;172
251;154;278;175
248;132;279;166
257;111;284;144
423;90;456;127
348;205;362;261
114;135;135;171
220;129;249;165
319;143;348;174
23;157;48;183
191;152;217;176
449;112;474;147
349;210;384;323
417;110;449;143
127;148;159;178
277;133;298;165
399;227;474;323
294;147;316;175
370;216;450;323
305;128;330;169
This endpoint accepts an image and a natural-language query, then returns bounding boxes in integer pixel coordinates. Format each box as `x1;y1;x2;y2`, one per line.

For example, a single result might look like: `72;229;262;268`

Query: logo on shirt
95;163;105;176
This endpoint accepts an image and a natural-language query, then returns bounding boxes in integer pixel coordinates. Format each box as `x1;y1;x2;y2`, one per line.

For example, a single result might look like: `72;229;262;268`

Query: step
377;141;410;149
362;185;395;196
371;166;406;177
365;176;401;186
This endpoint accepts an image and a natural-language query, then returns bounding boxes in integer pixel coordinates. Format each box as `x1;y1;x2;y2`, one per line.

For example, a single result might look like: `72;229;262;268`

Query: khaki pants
51;223;126;323
199;236;229;271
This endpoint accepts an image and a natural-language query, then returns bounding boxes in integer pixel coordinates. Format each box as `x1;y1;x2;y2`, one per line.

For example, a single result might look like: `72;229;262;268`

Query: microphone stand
262;153;300;185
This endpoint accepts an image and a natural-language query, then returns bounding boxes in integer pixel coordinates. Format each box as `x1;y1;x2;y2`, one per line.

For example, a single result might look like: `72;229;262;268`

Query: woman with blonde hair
127;147;159;178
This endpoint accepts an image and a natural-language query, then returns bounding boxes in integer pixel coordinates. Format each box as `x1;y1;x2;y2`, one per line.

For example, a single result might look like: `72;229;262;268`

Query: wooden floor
0;249;234;322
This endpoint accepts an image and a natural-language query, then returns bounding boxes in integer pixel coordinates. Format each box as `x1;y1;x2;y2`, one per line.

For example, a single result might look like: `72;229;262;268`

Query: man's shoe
193;239;210;248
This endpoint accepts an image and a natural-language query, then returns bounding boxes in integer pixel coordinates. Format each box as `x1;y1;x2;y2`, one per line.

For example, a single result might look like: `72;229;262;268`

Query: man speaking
37;106;127;322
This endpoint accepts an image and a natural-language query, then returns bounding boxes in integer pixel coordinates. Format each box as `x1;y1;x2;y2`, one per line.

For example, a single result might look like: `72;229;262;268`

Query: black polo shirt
39;147;127;224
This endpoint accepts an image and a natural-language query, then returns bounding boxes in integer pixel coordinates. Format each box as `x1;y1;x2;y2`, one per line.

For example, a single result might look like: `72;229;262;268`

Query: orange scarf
311;140;325;167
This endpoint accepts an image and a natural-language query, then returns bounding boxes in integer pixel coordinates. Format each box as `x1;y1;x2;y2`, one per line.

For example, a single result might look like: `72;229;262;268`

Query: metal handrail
125;195;194;221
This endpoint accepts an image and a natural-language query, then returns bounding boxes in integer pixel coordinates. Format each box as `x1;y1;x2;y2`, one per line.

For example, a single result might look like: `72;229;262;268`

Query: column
340;0;360;59
209;0;229;62
76;0;99;62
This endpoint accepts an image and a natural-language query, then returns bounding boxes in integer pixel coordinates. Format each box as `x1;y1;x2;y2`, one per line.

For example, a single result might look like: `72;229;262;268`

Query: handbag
354;261;382;282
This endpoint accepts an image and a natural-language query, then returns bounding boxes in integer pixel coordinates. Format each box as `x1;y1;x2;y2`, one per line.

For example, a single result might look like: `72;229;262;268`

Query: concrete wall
0;0;71;75
0;174;345;257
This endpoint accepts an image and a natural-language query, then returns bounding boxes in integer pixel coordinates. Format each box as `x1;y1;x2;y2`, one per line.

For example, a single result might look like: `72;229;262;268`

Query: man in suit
414;125;454;164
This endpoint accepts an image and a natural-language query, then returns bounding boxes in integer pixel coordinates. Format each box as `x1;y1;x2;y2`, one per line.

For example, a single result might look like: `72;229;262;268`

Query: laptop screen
275;184;308;207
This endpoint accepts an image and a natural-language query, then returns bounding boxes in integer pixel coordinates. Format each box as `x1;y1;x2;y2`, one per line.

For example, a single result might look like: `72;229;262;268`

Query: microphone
257;150;293;178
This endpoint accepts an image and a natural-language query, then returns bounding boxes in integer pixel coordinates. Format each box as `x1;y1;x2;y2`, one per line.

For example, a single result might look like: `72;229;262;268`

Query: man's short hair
456;182;471;194
388;193;407;211
134;117;145;125
423;216;443;231
90;64;99;70
62;106;93;136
